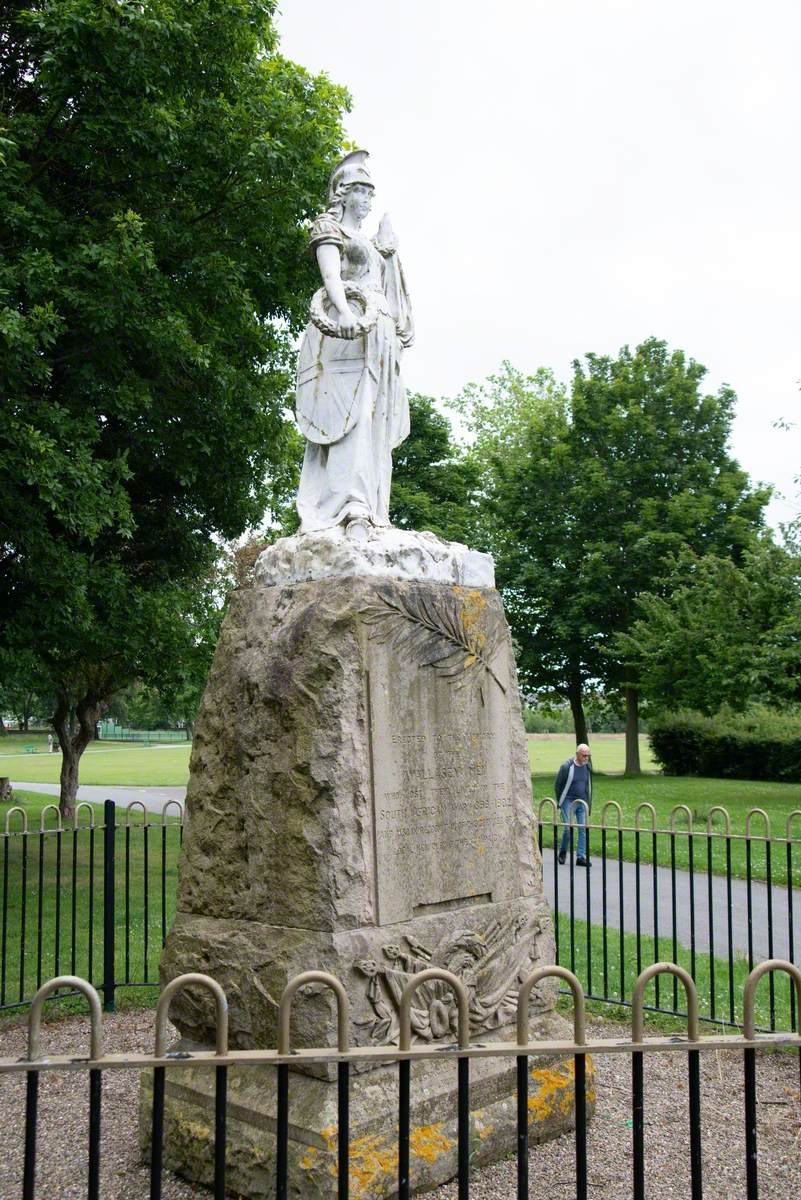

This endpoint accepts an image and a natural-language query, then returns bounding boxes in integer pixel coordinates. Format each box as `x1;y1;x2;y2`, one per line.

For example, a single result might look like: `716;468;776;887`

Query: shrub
648;709;801;782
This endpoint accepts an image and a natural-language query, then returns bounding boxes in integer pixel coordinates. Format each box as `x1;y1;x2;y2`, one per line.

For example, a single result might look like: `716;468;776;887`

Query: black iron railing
0;799;183;1013
538;798;801;1032
4;961;800;1200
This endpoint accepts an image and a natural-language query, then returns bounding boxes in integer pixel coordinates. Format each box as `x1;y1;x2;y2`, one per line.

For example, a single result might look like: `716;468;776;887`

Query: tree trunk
566;676;589;745
624;686;641;775
53;692;101;818
0;778;12;802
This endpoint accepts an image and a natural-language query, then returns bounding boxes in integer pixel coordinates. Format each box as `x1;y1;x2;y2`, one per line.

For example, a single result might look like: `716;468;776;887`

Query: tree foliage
0;0;348;810
390;393;481;544
615;543;801;715
462;343;770;767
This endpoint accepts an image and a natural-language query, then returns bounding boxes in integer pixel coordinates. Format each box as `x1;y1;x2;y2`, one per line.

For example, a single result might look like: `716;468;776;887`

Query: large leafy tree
463;344;770;770
390;393;481;544
456;364;605;742
0;0;348;811
614;542;801;715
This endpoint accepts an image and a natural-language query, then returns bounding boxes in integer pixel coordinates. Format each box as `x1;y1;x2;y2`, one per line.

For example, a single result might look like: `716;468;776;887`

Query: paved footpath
10;781;185;817
11;782;799;963
542;852;799;963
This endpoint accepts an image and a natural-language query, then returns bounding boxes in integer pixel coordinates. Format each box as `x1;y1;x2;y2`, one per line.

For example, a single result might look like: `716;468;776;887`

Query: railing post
102;800;116;1013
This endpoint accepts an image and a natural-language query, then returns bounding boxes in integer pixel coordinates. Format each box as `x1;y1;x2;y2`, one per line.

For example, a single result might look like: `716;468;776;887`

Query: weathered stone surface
254;526;495;588
140;1011;593;1199
150;572;580;1195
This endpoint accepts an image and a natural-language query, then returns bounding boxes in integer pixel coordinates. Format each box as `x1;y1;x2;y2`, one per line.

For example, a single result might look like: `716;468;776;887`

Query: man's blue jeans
559;798;589;859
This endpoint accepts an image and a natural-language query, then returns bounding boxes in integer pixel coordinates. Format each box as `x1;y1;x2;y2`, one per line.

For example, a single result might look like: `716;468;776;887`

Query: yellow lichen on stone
527;1055;595;1124
472;1110;496;1141
178;1118;213;1145
453;587;490;657
345;1133;398;1196
409;1122;454;1163
528;1059;575;1124
300;1144;319;1170
310;1122;454;1196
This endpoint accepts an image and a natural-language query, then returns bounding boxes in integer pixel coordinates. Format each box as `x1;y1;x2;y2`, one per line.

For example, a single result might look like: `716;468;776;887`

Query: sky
277;1;800;528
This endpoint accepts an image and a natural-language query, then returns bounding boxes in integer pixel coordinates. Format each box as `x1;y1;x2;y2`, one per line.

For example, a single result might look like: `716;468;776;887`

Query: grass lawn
0;789;180;1015
0;738;191;787
555;915;796;1033
534;771;801;886
528;733;658;775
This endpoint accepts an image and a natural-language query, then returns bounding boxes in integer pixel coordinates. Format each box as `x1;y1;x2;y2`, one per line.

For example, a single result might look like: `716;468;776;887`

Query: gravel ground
0;1008;798;1199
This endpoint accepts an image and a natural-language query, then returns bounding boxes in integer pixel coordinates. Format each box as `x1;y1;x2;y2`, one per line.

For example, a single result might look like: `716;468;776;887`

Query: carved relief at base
355;909;548;1045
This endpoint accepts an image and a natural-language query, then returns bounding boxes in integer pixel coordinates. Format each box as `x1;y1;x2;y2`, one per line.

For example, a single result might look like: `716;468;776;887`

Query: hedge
648;710;801;782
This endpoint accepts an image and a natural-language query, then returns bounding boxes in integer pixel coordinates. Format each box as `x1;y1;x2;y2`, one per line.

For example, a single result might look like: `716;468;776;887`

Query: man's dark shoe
576;857;591;867
557;851;566;865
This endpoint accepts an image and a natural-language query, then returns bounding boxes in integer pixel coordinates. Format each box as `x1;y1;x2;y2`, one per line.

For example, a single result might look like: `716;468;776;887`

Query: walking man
555;743;592;866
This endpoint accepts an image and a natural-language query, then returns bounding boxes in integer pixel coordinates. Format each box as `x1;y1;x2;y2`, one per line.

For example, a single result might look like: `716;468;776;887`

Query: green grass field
528;733;659;775
0;736;191;787
534;773;801;884
0;789;180;1016
555;915;795;1033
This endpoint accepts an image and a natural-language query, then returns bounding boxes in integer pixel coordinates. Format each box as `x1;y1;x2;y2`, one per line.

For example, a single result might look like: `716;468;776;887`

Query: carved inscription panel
367;631;519;925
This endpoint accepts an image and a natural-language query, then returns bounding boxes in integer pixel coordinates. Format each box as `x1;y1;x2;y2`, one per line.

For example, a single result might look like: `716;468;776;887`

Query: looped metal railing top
155;972;228;1057
632;962;699;1043
28;976;103;1061
73;802;95;830
744;807;771;839
537;797;558;823
669;803;693;832
161;800;183;824
518;965;585;1046
634;802;657;832
3;805;28;834
600;799;623;827
39;804;62;832
124;800;148;827
706;805;731;835
398;968;470;1052
742;960;801;1040
786;809;801;840
277;970;350;1055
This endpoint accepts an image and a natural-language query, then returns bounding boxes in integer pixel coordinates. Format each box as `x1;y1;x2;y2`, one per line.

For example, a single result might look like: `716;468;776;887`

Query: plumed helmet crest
328;150;374;202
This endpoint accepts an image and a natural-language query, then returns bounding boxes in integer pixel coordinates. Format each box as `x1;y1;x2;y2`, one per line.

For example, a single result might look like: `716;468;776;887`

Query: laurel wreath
309;282;380;339
361;586;507;698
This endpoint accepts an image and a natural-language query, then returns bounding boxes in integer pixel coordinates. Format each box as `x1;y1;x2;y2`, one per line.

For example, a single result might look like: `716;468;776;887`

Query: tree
390;393;481;544
614;542;801;714
0;0;348;811
462;344;770;768
456;364;605;744
569;340;769;771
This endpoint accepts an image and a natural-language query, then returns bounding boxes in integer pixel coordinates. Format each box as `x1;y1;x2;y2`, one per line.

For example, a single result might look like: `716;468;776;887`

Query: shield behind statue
296;324;370;446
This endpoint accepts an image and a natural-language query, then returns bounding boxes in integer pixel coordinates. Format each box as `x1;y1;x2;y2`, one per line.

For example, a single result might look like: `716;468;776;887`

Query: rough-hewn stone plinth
144;571;586;1195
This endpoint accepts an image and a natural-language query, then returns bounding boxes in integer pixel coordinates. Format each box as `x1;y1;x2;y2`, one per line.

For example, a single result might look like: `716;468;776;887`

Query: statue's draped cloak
295;213;414;533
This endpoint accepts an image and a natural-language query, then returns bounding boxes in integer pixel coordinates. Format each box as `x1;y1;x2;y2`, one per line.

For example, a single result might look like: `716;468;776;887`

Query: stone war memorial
142;150;585;1196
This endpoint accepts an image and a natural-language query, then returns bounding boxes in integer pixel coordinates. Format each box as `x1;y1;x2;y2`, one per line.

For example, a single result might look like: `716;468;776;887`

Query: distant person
555;744;592;866
47;734;53;753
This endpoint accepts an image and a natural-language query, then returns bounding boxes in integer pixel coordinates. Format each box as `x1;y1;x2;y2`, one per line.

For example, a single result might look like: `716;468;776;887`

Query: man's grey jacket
554;757;593;811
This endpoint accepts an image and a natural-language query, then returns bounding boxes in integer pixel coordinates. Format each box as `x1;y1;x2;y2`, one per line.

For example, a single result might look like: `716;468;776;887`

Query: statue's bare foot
345;517;371;542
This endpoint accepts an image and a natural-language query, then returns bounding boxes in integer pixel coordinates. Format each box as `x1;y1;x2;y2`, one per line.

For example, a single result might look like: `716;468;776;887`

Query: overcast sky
277;1;800;528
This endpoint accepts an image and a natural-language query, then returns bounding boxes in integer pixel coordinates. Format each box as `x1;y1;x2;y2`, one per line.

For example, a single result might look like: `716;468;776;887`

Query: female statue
295;151;414;537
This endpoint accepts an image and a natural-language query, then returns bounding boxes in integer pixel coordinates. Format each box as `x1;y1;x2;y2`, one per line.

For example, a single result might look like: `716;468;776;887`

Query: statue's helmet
328;149;374;202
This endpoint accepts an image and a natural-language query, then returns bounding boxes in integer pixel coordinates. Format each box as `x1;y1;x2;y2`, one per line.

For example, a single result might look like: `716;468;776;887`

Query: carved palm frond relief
361;585;507;697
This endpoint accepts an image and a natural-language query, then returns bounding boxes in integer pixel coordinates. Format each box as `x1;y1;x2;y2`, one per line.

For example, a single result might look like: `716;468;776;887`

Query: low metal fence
2;960;799;1200
1;797;799;1034
538;798;801;1032
0;799;183;1013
